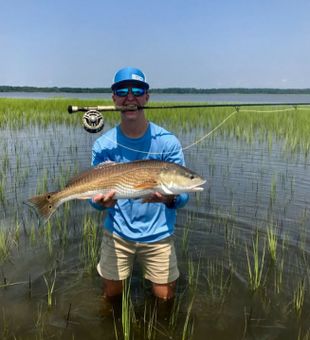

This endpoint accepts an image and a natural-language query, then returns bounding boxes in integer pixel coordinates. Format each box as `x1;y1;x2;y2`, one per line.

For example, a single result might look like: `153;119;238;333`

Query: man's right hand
92;190;117;208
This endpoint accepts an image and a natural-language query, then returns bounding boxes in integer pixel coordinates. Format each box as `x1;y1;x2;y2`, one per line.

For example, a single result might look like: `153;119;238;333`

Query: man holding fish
27;67;205;309
90;67;202;303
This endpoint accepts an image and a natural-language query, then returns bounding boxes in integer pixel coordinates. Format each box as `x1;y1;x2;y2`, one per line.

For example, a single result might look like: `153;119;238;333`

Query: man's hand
92;190;117;208
143;192;176;206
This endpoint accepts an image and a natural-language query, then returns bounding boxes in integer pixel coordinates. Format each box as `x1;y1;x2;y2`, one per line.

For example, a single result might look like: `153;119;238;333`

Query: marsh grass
1;99;310;155
142;300;158;340
0;225;20;263
187;254;201;291
293;279;306;318
272;235;288;294
122;278;135;340
266;222;278;262
45;221;53;255
34;302;47;338
81;215;102;272
1;99;310;338
1;309;10;339
175;256;200;339
274;255;285;294
113;310;119;340
204;259;232;316
224;222;237;246
29;223;37;246
2;150;9;172
169;291;185;332
181;223;190;255
0;172;5;203
270;175;277;205
182;295;195;340
43;269;57;309
36;169;49;195
297;328;310;340
0;98;116;129
0;230;11;262
245;231;266;293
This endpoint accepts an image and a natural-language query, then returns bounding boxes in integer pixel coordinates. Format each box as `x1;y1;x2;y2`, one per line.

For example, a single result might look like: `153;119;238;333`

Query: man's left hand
143;192;175;206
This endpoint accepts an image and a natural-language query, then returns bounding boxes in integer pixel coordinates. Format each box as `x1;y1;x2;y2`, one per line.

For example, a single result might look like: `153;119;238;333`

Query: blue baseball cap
111;67;149;91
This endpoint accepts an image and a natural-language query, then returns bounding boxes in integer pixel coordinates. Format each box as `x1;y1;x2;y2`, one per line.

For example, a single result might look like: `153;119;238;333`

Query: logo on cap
132;74;144;81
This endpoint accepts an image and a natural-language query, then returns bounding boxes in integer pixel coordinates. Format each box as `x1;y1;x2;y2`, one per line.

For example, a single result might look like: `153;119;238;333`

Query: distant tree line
0;86;111;93
1;85;310;94
152;87;310;94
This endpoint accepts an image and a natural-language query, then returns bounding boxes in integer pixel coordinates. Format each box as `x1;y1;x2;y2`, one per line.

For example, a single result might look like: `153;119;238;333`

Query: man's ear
145;92;150;103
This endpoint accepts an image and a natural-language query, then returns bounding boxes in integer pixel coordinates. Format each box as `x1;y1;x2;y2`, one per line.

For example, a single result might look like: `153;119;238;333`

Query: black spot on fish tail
24;191;58;226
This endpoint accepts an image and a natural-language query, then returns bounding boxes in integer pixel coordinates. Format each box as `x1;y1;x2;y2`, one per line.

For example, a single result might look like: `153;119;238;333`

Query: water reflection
1;91;310;103
0;121;309;339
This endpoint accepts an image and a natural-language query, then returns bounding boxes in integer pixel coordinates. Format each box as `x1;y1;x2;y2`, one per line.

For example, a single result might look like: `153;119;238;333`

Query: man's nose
126;91;135;100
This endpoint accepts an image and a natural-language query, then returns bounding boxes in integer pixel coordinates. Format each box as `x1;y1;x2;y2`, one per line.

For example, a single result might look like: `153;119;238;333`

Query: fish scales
62;164;154;193
60;165;160;199
26;159;206;224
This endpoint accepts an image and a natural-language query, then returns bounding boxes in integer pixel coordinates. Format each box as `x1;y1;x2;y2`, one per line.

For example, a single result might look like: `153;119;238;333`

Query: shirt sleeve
92;140;106;166
163;135;189;209
88;140;107;211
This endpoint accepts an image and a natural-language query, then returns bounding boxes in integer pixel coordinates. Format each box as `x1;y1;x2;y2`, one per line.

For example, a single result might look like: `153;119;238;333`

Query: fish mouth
192;187;204;191
188;180;207;191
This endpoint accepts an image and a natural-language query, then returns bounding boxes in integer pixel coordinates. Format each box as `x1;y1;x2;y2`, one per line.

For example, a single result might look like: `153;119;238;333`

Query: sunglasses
114;87;146;97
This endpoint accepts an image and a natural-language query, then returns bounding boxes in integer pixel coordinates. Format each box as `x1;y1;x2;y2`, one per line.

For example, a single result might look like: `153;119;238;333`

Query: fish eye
190;175;195;180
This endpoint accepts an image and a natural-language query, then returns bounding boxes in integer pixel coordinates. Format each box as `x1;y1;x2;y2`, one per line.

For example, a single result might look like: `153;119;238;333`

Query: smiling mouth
121;105;141;111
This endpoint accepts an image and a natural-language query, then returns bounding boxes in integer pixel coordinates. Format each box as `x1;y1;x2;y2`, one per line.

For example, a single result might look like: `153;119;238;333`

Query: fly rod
67;102;310;133
68;102;310;113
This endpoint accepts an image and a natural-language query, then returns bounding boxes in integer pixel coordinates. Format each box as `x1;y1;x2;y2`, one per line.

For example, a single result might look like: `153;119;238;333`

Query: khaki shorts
97;230;179;284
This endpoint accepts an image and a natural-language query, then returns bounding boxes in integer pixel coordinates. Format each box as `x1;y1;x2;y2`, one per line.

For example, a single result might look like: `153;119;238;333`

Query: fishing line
182;110;237;151
98;109;238;155
96;105;308;155
239;107;295;114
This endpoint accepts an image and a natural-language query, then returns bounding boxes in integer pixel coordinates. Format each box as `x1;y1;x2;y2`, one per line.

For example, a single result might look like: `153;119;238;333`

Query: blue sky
1;0;309;88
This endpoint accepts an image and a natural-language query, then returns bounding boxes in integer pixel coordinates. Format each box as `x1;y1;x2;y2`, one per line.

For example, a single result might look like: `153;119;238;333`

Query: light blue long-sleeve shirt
90;122;189;243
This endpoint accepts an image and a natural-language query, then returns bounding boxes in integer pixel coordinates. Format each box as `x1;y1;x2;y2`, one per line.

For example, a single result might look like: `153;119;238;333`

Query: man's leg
103;278;123;297
151;280;177;321
97;231;135;316
97;230;135;285
139;236;179;299
152;280;176;299
100;279;123;318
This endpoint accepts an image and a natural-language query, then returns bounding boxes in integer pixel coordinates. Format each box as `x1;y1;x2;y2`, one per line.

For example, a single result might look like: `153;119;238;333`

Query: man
90;67;189;302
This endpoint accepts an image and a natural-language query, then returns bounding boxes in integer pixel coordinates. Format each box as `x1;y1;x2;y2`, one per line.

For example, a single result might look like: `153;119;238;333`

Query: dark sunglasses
114;87;146;97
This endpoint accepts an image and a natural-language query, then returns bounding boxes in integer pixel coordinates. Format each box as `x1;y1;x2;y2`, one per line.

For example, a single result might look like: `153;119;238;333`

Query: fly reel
82;110;104;133
68;102;310;134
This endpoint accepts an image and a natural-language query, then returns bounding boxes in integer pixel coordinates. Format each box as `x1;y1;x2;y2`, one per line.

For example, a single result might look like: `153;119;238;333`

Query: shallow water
0;115;309;339
1;91;310;104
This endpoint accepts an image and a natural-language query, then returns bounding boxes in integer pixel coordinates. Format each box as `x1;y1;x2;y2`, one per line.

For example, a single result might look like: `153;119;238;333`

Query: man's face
112;83;149;120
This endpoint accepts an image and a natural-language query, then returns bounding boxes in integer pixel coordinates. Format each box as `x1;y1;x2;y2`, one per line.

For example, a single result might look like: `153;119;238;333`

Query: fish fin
66;161;117;187
25;192;58;225
133;180;158;190
161;186;174;195
96;160;117;168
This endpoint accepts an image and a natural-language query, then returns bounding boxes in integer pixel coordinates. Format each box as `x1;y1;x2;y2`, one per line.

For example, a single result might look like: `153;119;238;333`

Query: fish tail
25;192;59;224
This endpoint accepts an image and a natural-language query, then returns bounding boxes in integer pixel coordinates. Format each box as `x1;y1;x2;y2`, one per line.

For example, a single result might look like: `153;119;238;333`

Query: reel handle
68;105;117;113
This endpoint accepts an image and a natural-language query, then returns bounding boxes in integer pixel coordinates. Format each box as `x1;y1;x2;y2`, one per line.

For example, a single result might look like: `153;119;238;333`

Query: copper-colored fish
26;160;206;223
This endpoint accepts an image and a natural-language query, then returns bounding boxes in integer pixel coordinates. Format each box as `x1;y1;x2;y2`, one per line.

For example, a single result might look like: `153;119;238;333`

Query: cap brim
111;80;149;91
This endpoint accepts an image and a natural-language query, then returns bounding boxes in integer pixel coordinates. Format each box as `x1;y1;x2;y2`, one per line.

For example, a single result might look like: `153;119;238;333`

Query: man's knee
152;280;176;299
103;279;123;297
